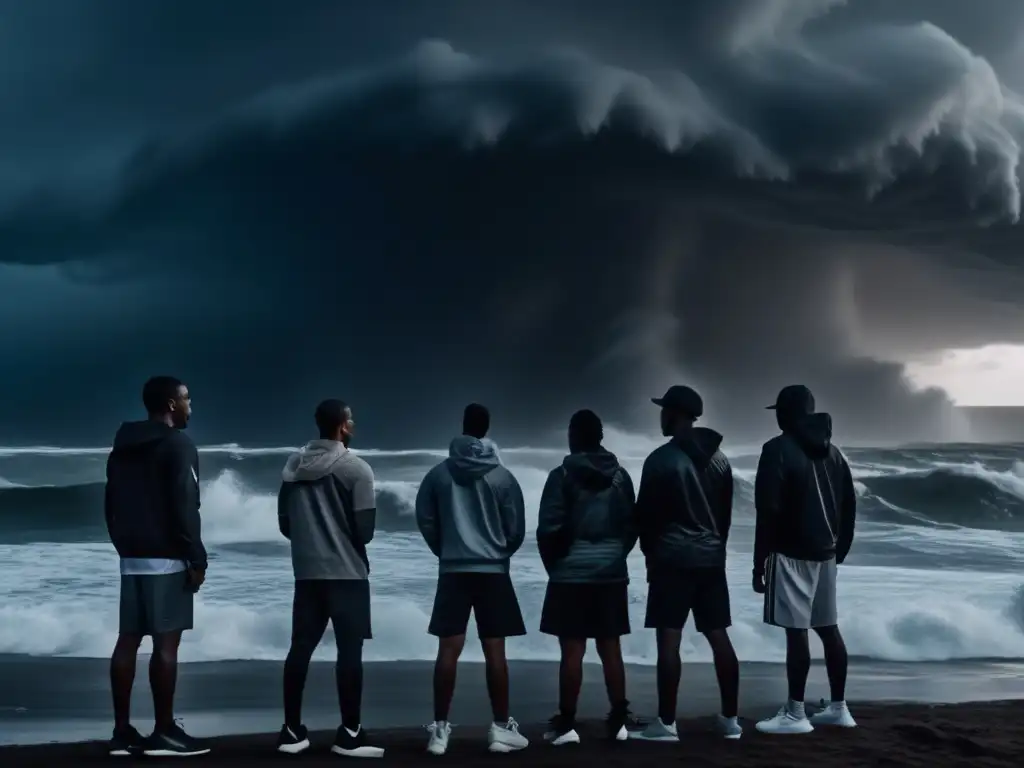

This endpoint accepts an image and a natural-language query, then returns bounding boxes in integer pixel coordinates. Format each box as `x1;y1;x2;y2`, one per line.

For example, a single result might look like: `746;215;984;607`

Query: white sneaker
810;700;857;728
756;706;814;735
716;715;743;740
488;718;529;753
426;721;452;755
629;718;679;742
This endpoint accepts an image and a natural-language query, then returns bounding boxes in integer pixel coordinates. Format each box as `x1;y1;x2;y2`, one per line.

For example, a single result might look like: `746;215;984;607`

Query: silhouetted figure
105;376;209;757
415;403;529;755
276;399;383;757
634;385;742;742
536;409;646;746
753;385;858;734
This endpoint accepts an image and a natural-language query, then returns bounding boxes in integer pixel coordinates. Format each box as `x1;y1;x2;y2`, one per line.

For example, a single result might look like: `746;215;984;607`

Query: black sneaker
330;725;385;758
276;724;311;755
142;722;211;757
109;725;145;756
543;713;581;746
607;704;647;741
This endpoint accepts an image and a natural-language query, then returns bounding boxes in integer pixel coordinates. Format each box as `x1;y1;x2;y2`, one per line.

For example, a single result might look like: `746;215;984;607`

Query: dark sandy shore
3;701;1023;768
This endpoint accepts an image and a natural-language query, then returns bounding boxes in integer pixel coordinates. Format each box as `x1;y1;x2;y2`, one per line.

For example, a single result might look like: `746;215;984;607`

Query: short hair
569;409;603;451
462;403;490;439
315;399;350;436
142;376;183;414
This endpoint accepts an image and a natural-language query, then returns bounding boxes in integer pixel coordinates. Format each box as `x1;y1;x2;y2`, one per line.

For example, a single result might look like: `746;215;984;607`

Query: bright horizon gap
904;344;1024;406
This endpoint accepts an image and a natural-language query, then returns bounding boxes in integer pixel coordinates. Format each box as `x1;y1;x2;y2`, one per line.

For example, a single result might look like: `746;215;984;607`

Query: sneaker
755;705;814;735
629;718;679;742
715;715;743;740
487;717;529;753
810;699;857;728
142;722;212;757
606;705;646;741
425;721;452;755
108;725;145;756
276;724;311;754
331;725;385;758
543;713;580;746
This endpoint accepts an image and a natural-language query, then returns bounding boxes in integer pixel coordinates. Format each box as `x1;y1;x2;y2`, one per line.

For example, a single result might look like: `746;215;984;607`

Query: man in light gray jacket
276;399;383;758
415;403;529;756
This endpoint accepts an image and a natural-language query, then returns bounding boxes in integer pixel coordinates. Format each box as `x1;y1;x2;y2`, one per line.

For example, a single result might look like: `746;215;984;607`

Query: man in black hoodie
753;385;857;736
536;409;645;746
633;386;742;742
104;376;209;757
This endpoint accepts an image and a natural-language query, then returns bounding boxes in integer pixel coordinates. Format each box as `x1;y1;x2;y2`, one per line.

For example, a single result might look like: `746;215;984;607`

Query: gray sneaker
716;715;743;740
629;718;679;742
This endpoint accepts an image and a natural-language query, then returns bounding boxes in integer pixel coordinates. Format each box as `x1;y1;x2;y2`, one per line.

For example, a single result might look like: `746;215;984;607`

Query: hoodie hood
446;436;502;486
671;426;724;470
282;439;348;482
561;449;621;490
787;412;833;459
111;420;176;453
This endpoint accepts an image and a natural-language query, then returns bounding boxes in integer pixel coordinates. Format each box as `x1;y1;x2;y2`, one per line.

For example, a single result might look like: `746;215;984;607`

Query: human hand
186;566;206;593
751;569;766;594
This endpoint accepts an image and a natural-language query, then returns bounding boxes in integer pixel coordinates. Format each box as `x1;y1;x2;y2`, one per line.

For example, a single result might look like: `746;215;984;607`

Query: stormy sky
2;0;1024;447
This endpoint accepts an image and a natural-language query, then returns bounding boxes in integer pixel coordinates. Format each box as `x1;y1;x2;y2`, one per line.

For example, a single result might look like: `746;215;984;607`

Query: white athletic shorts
763;553;838;629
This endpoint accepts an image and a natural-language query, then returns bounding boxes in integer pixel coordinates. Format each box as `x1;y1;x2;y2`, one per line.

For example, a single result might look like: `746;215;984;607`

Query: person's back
635;386;741;743
416;403;529;756
753;385;858;737
275;399;383;758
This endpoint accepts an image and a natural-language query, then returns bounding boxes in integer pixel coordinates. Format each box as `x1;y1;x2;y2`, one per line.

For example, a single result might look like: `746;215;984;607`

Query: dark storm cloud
1;0;1023;446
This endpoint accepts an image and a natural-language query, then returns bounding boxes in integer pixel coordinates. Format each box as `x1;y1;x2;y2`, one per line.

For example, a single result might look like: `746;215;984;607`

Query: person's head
767;385;815;432
651;385;703;437
462;403;490;439
315;399;354;446
568;409;603;454
142;375;191;429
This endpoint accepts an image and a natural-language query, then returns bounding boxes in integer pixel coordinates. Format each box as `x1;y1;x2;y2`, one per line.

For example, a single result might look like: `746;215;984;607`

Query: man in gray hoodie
415;403;529;756
276;399;383;758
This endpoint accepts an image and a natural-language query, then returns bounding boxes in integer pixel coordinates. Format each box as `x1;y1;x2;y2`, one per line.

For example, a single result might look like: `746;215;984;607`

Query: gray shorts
119;573;195;636
763;554;838;629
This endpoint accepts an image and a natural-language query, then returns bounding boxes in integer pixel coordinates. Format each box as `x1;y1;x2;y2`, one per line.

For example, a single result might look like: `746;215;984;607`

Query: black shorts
119;573;194;636
428;572;527;639
539;581;631;639
292;579;372;646
644;566;731;633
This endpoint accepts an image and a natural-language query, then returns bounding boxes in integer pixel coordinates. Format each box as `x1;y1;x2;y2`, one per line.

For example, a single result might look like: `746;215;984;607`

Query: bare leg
110;633;143;731
480;637;510;722
703;629;740;718
150;631;183;732
785;629;811;704
594;637;627;708
433;635;466;722
655;629;682;725
813;625;848;702
557;638;587;719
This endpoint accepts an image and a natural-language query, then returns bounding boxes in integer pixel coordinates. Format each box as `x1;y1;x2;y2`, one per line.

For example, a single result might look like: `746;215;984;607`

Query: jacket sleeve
836;454;857;564
635;456;658;556
166;436;207;570
501;471;527;556
536;468;569;572
277;481;292;539
104;454;115;544
620;468;639;556
415;470;442;556
348;459;377;545
753;441;783;573
720;457;734;548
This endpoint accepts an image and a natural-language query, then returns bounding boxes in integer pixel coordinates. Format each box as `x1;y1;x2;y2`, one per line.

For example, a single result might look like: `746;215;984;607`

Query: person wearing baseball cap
753;385;858;735
631;386;741;742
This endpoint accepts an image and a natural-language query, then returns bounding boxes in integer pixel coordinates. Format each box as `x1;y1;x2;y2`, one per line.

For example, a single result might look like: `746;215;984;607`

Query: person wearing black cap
752;385;858;736
631;386;741;742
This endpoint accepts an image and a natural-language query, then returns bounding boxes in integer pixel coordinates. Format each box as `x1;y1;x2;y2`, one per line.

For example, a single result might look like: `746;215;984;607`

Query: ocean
2;431;1024;667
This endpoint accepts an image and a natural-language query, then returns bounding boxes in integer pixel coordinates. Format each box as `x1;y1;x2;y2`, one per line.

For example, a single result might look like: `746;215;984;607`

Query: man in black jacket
633;386;741;742
104;376;209;757
753;385;857;735
536;409;645;746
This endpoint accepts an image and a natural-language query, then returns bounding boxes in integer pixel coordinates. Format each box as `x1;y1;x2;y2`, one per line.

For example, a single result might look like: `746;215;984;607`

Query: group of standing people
102;376;857;758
